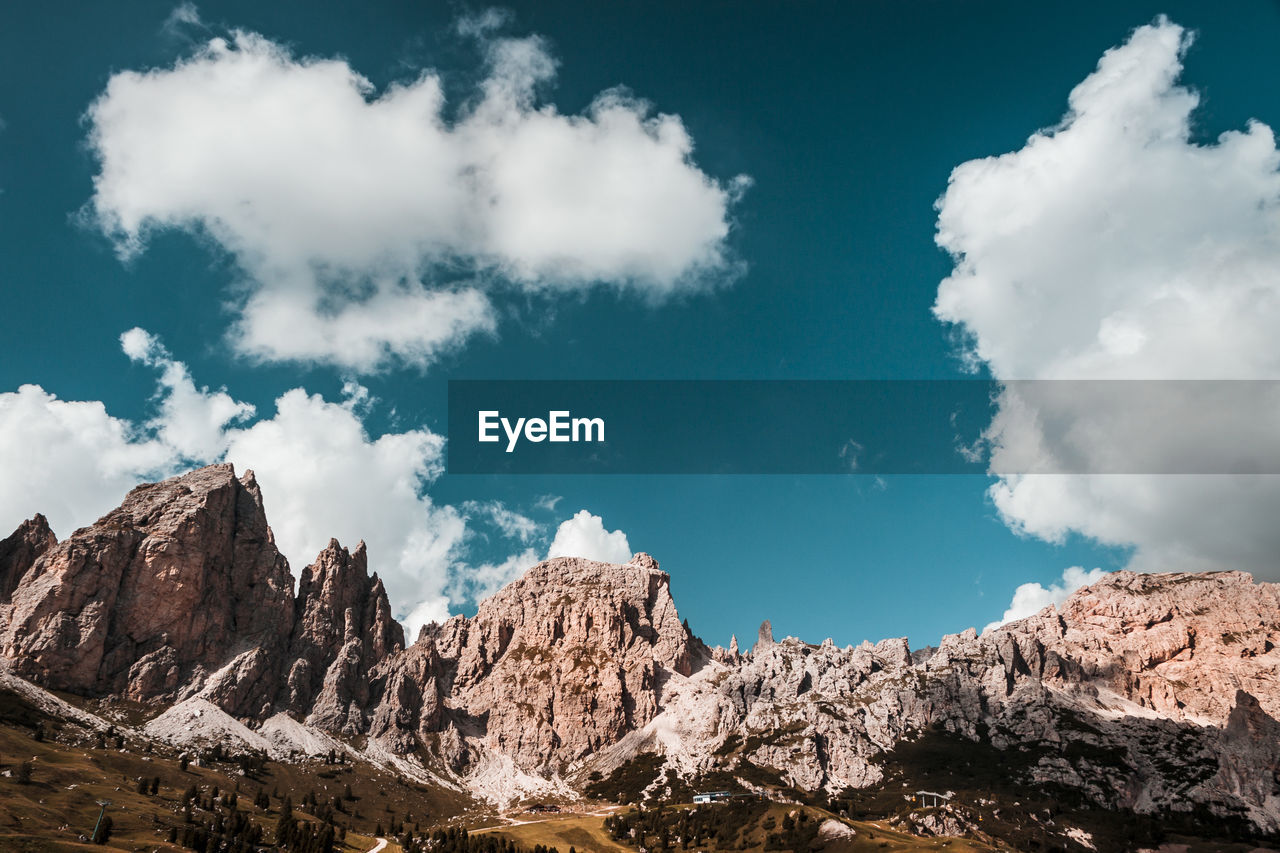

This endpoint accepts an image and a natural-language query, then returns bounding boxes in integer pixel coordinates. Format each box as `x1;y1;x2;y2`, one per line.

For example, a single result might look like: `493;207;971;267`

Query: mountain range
2;464;1279;850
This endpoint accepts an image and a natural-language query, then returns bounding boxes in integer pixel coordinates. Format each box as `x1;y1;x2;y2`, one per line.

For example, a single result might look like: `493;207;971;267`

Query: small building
693;791;733;804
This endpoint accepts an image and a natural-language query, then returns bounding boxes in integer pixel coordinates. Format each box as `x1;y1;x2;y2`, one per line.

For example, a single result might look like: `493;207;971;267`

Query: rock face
756;619;774;649
420;552;707;771
611;569;1280;832
366;637;446;755
0;465;295;716
285;539;404;732
0;514;56;604
2;465;1280;835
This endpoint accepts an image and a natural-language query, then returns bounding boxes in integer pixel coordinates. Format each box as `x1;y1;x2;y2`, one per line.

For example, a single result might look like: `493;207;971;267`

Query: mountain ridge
1;464;1278;842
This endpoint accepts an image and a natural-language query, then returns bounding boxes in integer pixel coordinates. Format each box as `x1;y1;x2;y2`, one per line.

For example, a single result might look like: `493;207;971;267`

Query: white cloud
463;500;539;542
455;8;512;38
162;2;204;37
984;567;1108;633
0;386;173;539
0;332;469;630
121;327;255;460
222;387;466;632
464;547;541;606
934;17;1280;578
86;21;747;371
443;501;546;614
534;494;562;512
546;509;632;564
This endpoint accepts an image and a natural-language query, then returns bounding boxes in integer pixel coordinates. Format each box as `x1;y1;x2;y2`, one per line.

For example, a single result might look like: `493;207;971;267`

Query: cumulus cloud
0;331;470;630
0;386;173;539
546;509;632;564
85;21;747;371
222;387;466;631
984;567;1108;633
935;17;1280;578
121;327;255;460
445;501;637;610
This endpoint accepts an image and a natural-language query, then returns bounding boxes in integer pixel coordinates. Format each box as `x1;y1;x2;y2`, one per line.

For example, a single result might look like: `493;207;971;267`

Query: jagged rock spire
757;619;774;649
285;538;404;732
0;513;56;604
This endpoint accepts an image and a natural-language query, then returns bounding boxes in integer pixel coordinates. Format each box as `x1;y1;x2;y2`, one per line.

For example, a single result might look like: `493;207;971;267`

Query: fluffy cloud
547;510;632;564
935;18;1280;578
121;327;255;460
86;21;747;371
984;567;1108;633
0;385;172;539
222;388;466;631
445;502;634;609
0;331;467;629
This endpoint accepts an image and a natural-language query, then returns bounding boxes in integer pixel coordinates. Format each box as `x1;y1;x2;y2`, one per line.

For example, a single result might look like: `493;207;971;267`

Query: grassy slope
0;688;462;852
475;803;1002;853
5;684;1276;853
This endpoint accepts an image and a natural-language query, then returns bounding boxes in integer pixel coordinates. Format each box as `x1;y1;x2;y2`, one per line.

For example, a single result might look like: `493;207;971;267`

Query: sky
2;0;1279;649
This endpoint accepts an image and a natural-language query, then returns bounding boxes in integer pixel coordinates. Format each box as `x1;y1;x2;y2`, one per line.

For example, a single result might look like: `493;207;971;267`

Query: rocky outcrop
712;634;742;666
366;637;447;755
284;539;404;732
0;514;56;604
608;569;1280;832
1047;570;1280;722
756;619;774;649
0;465;294;717
0;467;416;729
1;465;1279;834
418;552;705;772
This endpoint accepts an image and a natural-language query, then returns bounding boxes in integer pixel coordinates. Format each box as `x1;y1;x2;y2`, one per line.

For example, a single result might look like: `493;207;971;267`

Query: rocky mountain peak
0;464;294;716
418;552;707;771
1035;568;1280;724
0;513;57;604
2;466;1280;837
757;618;774;649
285;537;405;731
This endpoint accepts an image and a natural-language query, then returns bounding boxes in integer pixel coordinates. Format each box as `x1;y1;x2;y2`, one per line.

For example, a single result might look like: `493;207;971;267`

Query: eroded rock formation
1;465;1279;833
421;552;706;770
0;465;294;717
0;513;56;603
285;539;404;732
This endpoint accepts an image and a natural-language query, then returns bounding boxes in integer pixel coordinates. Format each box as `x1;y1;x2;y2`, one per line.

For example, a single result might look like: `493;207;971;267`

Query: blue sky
2;1;1279;649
